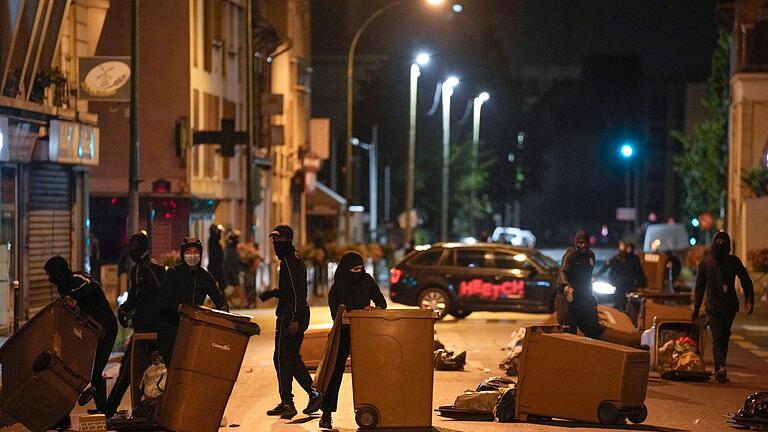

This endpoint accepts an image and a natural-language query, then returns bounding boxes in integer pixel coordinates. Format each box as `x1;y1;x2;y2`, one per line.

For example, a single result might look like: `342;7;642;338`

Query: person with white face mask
156;237;228;365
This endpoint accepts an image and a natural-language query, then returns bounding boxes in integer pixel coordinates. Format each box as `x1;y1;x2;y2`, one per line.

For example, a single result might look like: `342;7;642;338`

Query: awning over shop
307;182;346;216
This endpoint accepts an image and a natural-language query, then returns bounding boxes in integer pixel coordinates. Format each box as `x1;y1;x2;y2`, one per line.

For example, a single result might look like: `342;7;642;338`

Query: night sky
311;0;719;244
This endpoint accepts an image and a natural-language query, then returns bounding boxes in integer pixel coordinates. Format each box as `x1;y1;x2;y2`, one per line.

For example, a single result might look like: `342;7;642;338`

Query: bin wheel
32;351;53;372
597;401;620;425
355;406;379;429
628;405;648;424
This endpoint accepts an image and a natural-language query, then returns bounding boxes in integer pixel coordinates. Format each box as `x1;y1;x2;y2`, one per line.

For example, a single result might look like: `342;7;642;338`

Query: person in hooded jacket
595;241;646;311
320;251;387;429
693;230;754;383
557;230;604;339
207;224;225;289
105;231;166;417
156;237;228;365
223;230;248;307
263;224;323;419
44;256;117;428
318;251;387;430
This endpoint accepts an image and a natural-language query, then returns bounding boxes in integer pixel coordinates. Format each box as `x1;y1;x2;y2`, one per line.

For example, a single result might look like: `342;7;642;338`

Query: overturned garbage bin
159;305;260;432
344;309;437;429
515;325;650;425
0;299;102;432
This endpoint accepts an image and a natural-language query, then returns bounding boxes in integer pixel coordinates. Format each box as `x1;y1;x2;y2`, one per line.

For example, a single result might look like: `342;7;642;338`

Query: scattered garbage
434;348;467;371
499;327;527;376
643;320;710;381
433;329;466;371
436;378;517;423
727;391;768;430
476;376;514;392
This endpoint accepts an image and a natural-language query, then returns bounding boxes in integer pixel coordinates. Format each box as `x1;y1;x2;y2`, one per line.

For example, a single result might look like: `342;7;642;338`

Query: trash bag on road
728;391;768;430
476;376;514;392
499;347;523;376
453;390;503;412
434;348;466;371
494;387;517;423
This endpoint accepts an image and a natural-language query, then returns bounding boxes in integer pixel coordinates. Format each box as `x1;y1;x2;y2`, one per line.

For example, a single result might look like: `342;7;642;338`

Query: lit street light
441;76;459;241
404;53;430;246
470;91;489;237
344;0;448;243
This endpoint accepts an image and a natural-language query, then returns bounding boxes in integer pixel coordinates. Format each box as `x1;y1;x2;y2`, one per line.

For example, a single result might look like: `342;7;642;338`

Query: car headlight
592;281;616;295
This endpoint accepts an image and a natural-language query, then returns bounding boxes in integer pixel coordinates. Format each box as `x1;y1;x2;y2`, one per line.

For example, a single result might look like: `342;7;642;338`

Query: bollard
12;280;21;332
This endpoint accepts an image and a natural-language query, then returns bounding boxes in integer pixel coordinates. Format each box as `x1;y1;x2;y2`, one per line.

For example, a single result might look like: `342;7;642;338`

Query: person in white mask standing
156;237;229;365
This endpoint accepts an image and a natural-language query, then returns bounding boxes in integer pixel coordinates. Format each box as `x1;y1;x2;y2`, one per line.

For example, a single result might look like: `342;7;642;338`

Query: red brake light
390;268;403;284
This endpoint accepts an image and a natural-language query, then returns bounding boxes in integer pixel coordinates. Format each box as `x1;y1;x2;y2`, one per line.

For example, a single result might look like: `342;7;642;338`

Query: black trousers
708;308;737;371
613;283;634;311
105;339;133;416
564;301;604;339
92;325;117;414
321;325;351;413
274;313;313;404
156;320;178;368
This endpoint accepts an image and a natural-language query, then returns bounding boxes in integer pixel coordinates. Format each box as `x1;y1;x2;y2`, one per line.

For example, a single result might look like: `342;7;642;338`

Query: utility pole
245;0;255;242
369;126;378;241
128;0;140;234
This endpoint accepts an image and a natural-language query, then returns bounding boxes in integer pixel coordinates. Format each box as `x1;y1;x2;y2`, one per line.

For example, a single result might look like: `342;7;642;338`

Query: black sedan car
389;243;560;319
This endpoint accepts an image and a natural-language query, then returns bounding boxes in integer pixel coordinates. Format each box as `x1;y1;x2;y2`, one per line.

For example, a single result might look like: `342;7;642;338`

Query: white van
643;223;689;252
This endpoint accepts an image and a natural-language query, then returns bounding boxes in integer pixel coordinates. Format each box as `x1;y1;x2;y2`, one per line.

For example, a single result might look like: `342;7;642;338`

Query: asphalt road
12;304;766;432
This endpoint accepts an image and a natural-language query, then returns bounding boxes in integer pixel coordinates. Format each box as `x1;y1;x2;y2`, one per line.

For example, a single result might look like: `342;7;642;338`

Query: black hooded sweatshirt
559;230;596;304
693;231;754;315
329;251;387;318
157;243;228;326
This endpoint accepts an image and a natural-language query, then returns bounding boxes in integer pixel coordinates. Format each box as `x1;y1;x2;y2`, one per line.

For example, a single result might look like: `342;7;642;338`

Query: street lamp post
345;0;447;243
441;76;459;241
470;92;489;237
404;53;430;246
620;142;635;237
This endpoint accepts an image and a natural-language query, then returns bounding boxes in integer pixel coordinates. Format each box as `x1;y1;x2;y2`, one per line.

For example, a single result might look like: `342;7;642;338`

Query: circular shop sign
82;61;130;97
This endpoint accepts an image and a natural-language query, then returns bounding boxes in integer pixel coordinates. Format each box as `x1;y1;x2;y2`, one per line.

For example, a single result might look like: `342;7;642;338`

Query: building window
192;89;200;177
192;0;198;67
204;92;220;178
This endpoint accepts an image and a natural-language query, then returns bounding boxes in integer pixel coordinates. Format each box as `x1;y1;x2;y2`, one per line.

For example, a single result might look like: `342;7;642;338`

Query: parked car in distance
488;226;536;248
389;243;559;319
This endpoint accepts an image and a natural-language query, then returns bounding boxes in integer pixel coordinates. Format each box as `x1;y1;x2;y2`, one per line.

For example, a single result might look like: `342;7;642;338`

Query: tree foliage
672;31;730;218
450;139;494;238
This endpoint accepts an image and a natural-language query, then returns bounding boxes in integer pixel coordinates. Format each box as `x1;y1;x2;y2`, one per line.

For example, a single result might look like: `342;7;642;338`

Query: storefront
0;111;98;329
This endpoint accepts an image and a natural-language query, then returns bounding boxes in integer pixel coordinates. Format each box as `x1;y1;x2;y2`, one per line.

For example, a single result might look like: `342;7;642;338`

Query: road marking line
731;334;745;340
735;341;759;350
751;350;768;358
741;325;768;333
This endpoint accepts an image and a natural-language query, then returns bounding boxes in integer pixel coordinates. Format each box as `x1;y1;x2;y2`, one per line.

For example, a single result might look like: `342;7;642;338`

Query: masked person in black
44;256;118;428
595;241;647;311
156;237;228;365
264;225;323;419
105;231;166;417
208;224;225;289
557;230;604;339
319;251;387;430
693;230;754;383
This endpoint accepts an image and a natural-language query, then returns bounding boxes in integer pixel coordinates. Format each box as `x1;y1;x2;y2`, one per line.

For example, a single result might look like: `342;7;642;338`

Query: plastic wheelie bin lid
343;308;438;321
178;305;261;335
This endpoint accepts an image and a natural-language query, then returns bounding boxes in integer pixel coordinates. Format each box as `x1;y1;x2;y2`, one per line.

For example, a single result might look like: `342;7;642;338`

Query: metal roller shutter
27;165;72;313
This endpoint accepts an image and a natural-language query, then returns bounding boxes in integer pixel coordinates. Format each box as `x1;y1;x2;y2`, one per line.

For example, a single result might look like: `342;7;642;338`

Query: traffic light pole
128;0;140;234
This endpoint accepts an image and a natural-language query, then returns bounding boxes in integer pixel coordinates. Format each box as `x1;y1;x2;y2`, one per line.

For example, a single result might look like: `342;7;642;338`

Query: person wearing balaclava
207;224;225;289
319;251;387;430
44;255;117;428
156;237;228;365
264;224;323;420
693;230;754;383
595;241;647;311
105;231;166;417
557;230;604;338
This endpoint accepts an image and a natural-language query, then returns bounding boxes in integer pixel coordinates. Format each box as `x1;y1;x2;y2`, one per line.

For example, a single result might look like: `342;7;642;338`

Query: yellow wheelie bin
159;305;260;432
344;308;437;429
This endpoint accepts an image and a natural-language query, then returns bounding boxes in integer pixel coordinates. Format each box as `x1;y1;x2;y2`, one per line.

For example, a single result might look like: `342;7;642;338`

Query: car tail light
390;268;403;285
